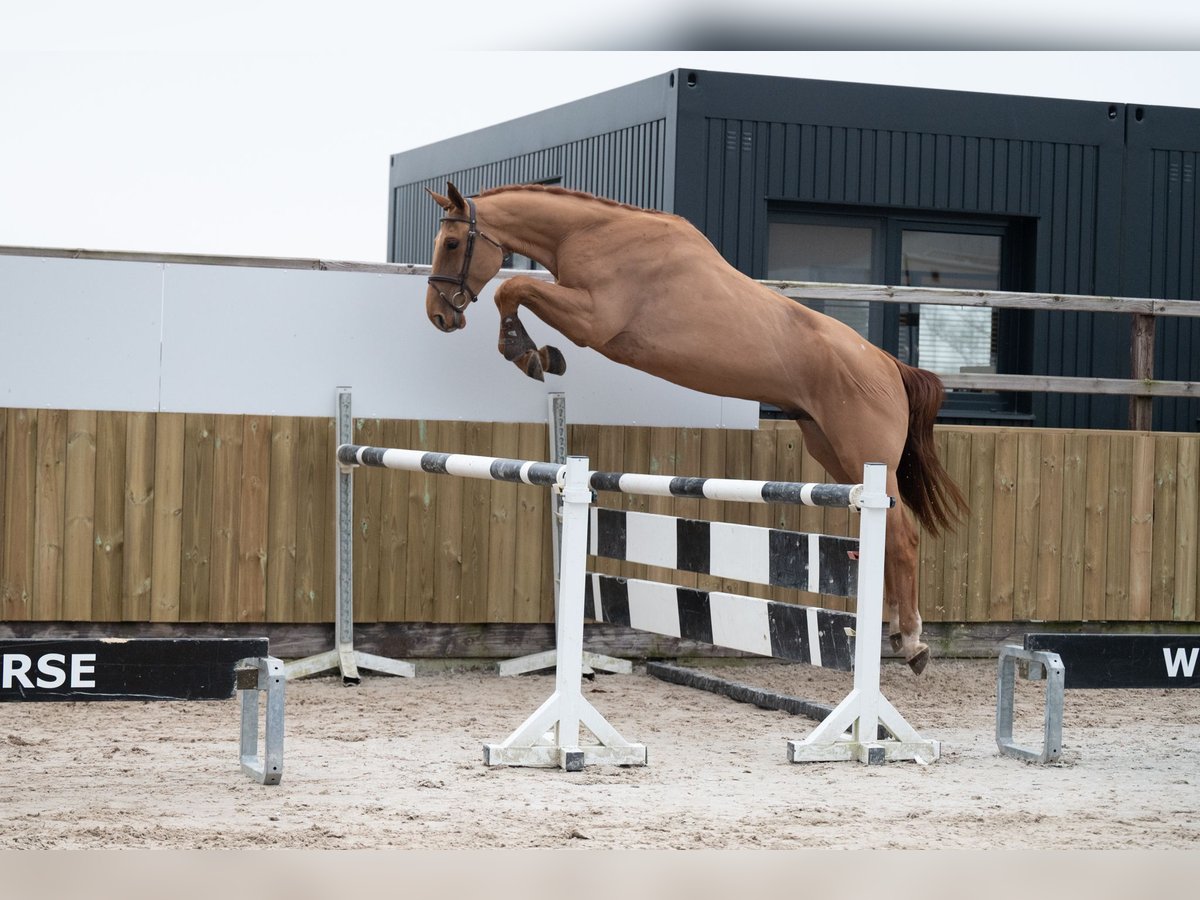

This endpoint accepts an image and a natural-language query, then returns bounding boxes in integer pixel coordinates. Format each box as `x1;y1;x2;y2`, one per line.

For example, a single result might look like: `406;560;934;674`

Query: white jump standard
336;443;940;769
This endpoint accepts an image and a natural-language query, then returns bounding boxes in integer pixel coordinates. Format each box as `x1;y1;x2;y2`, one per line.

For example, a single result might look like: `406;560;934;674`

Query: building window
767;208;1030;420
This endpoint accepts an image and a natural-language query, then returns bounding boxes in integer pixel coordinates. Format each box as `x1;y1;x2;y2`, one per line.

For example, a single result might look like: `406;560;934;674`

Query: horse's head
425;183;506;332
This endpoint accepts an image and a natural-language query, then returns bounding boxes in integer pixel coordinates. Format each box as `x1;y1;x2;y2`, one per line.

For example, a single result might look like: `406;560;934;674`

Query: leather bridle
427;197;505;312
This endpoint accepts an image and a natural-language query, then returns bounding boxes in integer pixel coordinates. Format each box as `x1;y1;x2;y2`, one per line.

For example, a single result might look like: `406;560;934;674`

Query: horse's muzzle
430;308;465;333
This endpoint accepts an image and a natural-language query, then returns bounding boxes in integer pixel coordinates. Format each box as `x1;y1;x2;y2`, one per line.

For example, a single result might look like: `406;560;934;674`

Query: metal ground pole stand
497;392;630;678
284;388;416;684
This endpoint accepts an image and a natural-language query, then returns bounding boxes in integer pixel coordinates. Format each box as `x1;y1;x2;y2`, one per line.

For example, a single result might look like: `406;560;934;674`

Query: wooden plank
404;420;439;623
91;410;127;622
940;429;972;621
917;429;948;623
483;421;519;622
646;426;681;588
350;417;384;623
207;414;243;622
1150;435;1179;621
988;430;1018;622
1176;436;1199;622
1103;435;1133;620
1057;431;1088;621
317;416;337;627
33;409;67;619
696;427;727;595
294;416;332;623
937;372;1199;399
377;418;412;621
770;280;1200;317
433;420;465;622
965;431;996;622
122;412;156;620
590;423;626;581
1081;433;1111;622
619;426;652;585
235;414;271;623
0;411;5;617
1012;430;1043;620
62;409;97;621
180;414;216;621
772;424;803;536
1127;433;1156;620
1128;314;1156;428
513;422;547;622
747;424;781;600
265;416;299;622
459;420;494;624
2;410;36;619
150;413;185;622
1035;431;1066;622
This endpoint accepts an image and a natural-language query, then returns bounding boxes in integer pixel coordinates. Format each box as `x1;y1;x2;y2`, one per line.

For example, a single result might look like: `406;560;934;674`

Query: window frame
764;203;1034;421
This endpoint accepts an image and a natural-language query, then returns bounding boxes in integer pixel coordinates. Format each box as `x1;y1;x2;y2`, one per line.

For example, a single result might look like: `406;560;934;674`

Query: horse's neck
482;191;610;273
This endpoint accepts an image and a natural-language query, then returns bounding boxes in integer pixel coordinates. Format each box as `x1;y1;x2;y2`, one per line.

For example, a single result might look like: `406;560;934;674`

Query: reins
427;197;505;311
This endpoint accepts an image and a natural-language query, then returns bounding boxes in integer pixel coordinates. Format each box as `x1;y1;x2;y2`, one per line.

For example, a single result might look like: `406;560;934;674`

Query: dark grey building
389;69;1199;431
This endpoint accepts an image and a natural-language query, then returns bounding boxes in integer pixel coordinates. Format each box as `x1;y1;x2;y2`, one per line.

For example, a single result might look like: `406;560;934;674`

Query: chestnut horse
424;182;967;673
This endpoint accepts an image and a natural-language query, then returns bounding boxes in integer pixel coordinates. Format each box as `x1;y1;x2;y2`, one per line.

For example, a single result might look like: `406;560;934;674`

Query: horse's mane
477;184;673;217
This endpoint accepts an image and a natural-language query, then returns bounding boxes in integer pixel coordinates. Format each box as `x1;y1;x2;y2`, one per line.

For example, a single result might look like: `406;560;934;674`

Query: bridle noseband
427;197;505;312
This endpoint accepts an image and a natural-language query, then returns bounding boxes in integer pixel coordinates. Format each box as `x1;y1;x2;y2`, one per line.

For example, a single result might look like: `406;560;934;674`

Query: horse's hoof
543;345;566;376
889;632;904;653
906;644;930;675
520;352;545;381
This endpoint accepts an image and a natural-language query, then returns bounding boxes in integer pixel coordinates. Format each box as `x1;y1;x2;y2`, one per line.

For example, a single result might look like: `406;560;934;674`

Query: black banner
0;638;268;701
1025;633;1200;690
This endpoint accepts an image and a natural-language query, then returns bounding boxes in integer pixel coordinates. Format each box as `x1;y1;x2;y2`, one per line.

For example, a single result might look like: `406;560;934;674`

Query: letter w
1162;647;1199;678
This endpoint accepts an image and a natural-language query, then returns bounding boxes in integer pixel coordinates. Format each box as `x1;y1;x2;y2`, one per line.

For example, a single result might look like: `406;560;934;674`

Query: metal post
497;392;630;677
285;388;416;684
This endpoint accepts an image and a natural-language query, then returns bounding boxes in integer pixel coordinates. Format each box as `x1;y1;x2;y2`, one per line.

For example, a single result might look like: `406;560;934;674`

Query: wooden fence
1;407;1196;628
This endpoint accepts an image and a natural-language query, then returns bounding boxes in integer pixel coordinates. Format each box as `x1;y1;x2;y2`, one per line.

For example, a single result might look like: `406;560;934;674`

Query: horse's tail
893;359;969;536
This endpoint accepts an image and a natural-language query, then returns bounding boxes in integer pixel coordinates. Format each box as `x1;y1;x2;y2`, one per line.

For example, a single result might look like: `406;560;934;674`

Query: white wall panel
0;255;163;411
2;253;758;428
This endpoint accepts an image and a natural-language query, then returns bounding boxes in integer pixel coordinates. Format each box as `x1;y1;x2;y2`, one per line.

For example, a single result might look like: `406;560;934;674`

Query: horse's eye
445;238;460;250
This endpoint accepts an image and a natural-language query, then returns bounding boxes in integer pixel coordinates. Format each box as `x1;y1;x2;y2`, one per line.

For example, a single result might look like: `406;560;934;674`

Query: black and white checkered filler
589;509;858;597
584;574;855;670
585;509;859;670
336;445;864;509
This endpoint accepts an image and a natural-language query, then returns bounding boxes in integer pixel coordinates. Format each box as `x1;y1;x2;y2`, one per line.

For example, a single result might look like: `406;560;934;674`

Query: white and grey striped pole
335;444;872;510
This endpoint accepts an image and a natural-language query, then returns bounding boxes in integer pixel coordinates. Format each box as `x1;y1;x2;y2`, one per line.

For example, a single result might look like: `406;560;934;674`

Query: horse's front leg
494;279;567;381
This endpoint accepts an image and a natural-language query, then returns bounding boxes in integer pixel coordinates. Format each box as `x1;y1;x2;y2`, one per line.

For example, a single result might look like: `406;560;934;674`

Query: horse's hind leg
798;418;928;674
885;505;928;674
494;281;566;381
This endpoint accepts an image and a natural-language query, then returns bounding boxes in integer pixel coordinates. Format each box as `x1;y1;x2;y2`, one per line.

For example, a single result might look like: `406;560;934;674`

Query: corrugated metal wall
681;95;1195;434
1144;146;1200;432
390;120;668;265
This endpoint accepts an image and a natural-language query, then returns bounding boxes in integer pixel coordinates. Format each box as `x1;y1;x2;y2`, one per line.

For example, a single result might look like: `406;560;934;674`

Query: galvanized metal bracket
996;644;1065;764
237;656;286;785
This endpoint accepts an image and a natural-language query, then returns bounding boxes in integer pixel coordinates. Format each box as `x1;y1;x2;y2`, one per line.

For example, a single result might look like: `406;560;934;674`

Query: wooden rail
764;280;1200;427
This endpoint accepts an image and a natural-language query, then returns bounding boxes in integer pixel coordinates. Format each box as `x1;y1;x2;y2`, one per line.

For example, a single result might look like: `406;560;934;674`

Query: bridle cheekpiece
427;197;505;312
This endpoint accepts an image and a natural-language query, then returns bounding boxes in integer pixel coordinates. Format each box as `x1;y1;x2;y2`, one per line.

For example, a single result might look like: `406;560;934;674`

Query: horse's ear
447;182;467;211
425;187;453;212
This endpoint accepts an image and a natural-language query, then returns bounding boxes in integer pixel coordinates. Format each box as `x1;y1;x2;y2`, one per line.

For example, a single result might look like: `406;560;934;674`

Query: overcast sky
3;2;1199;261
